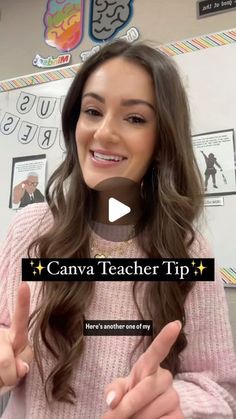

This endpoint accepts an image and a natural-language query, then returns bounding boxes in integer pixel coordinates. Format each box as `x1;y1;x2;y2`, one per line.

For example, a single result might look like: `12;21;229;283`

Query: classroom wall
174;44;236;266
1;0;236;80
1;2;235;258
1;42;236;269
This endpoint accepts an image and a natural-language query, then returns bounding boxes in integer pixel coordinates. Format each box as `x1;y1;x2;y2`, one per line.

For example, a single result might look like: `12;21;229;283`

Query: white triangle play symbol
108;197;131;222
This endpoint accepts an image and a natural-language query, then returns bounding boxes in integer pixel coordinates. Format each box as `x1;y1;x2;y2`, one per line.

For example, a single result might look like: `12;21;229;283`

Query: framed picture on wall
9;154;46;209
192;129;236;196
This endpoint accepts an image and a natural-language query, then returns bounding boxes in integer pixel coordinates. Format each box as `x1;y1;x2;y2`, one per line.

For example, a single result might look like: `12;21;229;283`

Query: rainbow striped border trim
158;28;236;56
1;28;236;93
0;64;80;93
220;267;236;287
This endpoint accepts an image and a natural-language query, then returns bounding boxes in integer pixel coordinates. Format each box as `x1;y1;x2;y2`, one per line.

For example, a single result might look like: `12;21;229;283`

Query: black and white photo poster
192;129;236;196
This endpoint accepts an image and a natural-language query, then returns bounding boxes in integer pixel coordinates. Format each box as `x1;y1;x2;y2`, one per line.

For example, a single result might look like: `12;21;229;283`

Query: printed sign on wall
9;154;46;210
197;0;236;18
193;129;236;196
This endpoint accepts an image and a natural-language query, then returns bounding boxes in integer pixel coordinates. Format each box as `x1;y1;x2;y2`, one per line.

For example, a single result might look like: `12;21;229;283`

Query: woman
0;40;235;419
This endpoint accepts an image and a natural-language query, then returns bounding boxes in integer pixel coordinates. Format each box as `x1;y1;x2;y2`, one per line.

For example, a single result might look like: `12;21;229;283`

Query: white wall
174;43;236;266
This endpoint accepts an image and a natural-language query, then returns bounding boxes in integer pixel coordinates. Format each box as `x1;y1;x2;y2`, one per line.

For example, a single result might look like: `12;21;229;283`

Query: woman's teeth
93;151;124;162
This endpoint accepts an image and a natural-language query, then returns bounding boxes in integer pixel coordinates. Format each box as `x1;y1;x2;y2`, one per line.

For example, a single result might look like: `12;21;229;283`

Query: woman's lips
89;150;127;167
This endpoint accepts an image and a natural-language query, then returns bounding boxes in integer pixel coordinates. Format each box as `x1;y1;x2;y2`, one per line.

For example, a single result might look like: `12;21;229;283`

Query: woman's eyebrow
82;92;105;103
82;92;155;112
120;98;155;112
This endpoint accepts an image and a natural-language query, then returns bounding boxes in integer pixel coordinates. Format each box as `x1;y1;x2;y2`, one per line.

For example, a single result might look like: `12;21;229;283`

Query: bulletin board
0;29;236;285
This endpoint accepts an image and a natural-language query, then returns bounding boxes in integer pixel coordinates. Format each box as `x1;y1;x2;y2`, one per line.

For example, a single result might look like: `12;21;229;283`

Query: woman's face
75;57;157;189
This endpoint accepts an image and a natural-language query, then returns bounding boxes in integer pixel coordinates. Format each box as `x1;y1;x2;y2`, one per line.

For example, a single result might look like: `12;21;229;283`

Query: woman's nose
93;115;119;144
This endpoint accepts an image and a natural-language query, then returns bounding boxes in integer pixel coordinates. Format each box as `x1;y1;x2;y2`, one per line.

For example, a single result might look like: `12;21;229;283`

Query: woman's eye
84;108;101;117
127;115;146;124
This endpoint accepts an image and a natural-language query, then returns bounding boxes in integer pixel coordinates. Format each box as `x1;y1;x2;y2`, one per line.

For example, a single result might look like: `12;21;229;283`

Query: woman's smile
89;149;128;167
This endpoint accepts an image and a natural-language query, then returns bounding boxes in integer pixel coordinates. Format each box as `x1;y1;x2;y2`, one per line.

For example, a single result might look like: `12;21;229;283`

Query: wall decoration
120;26;139;42
220;267;236;287
197;0;236;19
192;129;236;196
38;126;58;149
59;130;66;151
9;154;46;209
157;29;236;57
44;0;84;52
80;26;139;62
80;45;101;63
33;53;71;68
0;90;63;151
89;0;133;42
1;28;236;93
0;77;73;236
0;66;80;93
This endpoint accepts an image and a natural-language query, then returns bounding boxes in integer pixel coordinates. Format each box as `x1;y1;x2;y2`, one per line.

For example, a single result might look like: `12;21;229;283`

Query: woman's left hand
101;321;184;419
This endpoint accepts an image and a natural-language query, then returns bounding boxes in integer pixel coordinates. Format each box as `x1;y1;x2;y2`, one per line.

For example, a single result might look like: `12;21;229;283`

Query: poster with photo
9;154;47;209
192;129;236;196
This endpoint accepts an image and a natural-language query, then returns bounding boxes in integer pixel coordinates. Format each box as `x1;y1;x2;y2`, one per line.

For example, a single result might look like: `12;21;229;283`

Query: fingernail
175;320;182;330
22;362;30;374
106;390;116;407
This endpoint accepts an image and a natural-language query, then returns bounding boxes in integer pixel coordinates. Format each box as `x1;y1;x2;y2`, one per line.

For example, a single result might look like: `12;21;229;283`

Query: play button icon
108;197;131;222
89;177;143;241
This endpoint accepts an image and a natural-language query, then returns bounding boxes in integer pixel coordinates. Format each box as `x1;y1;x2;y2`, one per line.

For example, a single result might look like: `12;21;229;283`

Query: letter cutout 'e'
18;121;38;144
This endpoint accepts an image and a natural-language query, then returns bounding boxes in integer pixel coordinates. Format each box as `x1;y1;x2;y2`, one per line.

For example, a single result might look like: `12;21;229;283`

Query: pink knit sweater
0;203;236;419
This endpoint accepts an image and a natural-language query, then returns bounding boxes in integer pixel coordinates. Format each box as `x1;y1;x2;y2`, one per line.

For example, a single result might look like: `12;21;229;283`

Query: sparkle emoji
197;261;206;275
35;260;45;276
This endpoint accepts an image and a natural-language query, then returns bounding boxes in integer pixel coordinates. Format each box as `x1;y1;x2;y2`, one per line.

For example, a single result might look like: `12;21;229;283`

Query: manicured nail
106;390;116;407
175;320;182;330
22;362;30;374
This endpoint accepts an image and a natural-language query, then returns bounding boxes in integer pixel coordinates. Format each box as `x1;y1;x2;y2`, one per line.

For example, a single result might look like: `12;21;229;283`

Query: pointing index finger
10;283;30;354
129;320;181;387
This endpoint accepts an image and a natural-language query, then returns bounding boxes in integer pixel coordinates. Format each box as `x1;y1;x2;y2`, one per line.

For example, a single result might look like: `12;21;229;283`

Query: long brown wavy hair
28;40;203;404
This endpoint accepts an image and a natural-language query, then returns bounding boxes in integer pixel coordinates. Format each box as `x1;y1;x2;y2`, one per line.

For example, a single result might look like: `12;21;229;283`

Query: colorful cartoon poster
44;0;84;52
89;0;134;42
192;129;236;196
9;155;47;210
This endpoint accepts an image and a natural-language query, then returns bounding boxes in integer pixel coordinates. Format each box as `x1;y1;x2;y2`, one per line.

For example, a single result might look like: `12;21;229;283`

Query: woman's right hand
0;283;33;388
